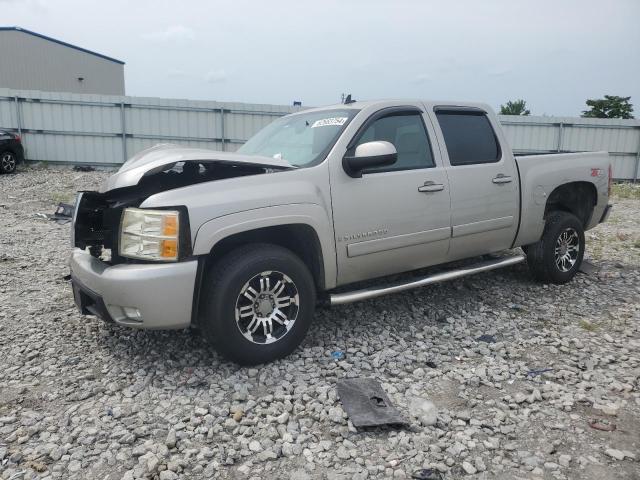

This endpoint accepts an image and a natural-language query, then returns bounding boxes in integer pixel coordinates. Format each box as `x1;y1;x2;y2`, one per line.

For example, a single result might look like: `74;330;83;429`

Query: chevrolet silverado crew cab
70;100;612;364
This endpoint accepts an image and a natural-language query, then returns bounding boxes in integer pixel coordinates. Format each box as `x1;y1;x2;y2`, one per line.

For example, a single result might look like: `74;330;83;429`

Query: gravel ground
1;167;639;480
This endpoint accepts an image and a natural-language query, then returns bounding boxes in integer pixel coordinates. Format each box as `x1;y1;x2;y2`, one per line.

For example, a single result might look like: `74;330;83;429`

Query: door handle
418;181;445;193
492;174;513;184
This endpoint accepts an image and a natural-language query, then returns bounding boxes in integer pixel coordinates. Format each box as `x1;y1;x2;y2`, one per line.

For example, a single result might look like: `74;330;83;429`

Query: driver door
329;106;451;286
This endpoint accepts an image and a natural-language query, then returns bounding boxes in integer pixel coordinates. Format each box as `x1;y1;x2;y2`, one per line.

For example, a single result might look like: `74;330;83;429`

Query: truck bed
513;151;610;247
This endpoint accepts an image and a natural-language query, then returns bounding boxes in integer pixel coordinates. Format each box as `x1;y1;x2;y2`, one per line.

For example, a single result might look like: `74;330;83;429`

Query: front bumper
69;248;198;329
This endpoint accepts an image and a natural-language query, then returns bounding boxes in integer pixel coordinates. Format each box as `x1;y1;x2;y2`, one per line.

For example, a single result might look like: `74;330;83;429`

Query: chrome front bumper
69;248;197;329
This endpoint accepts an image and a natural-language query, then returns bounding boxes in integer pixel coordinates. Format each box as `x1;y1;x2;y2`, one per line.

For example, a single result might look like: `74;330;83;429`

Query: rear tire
0;151;17;174
200;243;316;365
526;211;585;284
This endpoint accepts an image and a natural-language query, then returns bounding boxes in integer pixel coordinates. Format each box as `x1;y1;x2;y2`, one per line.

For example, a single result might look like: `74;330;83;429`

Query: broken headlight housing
119;208;181;261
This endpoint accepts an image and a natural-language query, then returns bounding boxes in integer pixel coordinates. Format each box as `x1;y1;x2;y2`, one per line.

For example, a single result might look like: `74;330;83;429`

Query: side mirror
342;141;397;178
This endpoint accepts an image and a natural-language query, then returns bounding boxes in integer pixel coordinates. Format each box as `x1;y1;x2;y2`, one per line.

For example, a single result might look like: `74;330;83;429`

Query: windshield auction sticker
311;117;348;128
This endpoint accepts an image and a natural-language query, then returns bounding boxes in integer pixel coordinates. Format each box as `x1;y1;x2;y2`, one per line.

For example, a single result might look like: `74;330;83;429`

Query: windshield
238;109;359;167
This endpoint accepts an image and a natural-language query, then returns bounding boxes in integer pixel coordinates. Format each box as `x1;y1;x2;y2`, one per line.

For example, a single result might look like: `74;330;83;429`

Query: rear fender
514;151;609;247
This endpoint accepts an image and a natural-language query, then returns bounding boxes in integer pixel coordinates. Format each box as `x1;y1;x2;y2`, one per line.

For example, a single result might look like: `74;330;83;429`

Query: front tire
526;211;585;284
0;151;17;174
200;243;316;365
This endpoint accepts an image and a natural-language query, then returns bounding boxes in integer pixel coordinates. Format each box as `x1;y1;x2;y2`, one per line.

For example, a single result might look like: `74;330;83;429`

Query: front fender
193;203;337;289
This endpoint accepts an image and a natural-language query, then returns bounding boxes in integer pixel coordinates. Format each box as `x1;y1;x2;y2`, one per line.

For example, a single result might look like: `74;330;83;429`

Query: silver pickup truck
70;99;612;364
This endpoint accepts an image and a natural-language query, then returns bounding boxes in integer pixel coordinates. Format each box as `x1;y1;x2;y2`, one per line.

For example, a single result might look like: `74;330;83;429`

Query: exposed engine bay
73;159;290;264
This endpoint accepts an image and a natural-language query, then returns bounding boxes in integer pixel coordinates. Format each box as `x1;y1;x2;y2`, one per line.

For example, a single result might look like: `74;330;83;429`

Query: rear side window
355;113;435;172
435;112;500;165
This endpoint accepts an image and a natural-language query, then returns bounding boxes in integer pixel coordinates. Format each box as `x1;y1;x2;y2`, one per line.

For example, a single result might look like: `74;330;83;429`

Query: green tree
582;95;634;119
499;99;531;116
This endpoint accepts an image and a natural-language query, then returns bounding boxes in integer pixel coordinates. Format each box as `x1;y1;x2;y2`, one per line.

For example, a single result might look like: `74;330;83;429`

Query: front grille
73;192;122;261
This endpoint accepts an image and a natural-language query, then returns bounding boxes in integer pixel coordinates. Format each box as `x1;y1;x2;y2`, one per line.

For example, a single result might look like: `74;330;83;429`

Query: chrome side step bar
329;254;526;306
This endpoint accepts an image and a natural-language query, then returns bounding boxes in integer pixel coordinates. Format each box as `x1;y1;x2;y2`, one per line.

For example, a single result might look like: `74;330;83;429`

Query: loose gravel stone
165;429;177;449
559;455;572;467
409;397;438;426
605;449;627;461
159;471;179;480
0;168;639;480
248;440;262;453
462;461;477;474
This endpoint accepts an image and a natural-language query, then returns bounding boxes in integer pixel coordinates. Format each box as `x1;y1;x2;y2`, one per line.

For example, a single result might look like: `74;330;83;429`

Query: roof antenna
344;93;356;105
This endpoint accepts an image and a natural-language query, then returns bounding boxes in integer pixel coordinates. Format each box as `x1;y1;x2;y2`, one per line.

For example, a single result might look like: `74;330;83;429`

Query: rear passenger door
431;107;519;261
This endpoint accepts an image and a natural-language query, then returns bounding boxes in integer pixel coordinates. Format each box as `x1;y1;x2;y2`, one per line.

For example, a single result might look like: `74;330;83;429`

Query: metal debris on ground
337;378;408;429
331;350;345;361
73;165;96;172
476;334;496;343
411;468;443;480
579;259;599;275
47;202;74;224
55;202;74;218
526;368;554;379
589;419;617;432
7;471;27;480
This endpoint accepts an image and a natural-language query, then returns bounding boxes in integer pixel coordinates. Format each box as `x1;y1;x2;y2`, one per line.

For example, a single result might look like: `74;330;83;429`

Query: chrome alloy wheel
1;152;16;172
235;270;299;344
554;227;580;272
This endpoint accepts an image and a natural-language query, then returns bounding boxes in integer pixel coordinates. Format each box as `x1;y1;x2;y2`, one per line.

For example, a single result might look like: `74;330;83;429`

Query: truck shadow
92;261;533;373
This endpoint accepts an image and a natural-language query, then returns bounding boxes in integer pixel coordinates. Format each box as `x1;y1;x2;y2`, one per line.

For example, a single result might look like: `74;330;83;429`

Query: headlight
119;208;180;261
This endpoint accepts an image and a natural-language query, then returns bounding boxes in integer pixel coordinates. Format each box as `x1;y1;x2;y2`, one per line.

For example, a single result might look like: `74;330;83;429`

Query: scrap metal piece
55;202;74;218
331;351;346;361
411;469;443;480
336;378;408;428
589;419;616;432
526;368;554;378
47;202;75;224
476;334;496;343
579;260;599;275
73;165;96;172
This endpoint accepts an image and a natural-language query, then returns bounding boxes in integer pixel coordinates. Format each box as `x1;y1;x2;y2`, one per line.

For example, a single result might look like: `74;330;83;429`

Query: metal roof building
0;27;125;95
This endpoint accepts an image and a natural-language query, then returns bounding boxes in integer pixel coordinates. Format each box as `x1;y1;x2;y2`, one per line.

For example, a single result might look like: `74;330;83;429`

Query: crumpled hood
100;144;292;192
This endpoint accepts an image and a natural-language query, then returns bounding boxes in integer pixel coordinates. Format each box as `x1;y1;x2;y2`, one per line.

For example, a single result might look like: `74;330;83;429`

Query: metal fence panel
562;125;639;153
0;97;17;127
0;87;638;180
498;115;640;180
0;87;301;166
23;132;123;164
610;154;638;180
501;123;559;152
23;133;122;165
125;104;220;138
20;99;121;134
125;137;220;156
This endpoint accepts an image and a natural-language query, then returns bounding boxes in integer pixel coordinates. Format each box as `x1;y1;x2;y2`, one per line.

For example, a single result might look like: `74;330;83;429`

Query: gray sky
3;0;639;116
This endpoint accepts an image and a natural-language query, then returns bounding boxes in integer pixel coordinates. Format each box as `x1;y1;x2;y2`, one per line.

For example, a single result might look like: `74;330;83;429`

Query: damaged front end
73;147;293;264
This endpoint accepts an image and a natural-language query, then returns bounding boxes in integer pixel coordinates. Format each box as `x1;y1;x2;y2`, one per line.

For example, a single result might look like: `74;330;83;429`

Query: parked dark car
0;130;24;173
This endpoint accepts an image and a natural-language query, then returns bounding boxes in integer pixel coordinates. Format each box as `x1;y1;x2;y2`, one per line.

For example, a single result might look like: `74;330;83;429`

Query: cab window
355;113;435;172
435;111;501;165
